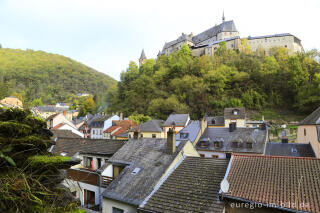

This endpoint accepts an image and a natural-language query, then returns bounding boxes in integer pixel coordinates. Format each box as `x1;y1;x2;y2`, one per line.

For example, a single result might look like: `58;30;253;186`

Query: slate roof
51;130;82;140
265;142;315;157
162;33;193;51
197;127;267;154
163;114;189;127
140;157;229;213
225;155;320;213
89;116;110;128
224;107;246;120
247;33;295;40
192;20;238;45
102;138;187;206
52;138;126;157
176;120;200;143
132;119;164;132
206;116;225;126
299;106;320;125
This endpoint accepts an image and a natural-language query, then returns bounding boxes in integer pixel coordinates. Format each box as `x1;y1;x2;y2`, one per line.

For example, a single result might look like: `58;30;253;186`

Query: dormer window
180;132;189;139
200;141;206;147
232;109;239;115
232;140;242;148
246;142;253;149
212;119;216;124
214;141;221;148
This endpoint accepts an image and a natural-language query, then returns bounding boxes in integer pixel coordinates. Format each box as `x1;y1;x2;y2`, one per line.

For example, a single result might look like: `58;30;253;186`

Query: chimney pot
133;131;139;139
167;128;176;154
229;123;234;132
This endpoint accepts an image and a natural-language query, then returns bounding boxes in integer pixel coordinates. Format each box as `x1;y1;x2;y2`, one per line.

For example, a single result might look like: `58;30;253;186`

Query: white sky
0;0;319;80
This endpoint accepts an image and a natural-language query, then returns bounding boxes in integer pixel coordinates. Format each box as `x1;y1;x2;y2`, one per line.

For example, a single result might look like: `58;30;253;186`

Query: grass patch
28;155;71;167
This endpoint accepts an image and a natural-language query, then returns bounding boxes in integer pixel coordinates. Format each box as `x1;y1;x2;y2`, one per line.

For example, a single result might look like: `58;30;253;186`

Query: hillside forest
0;48;117;108
108;43;320;120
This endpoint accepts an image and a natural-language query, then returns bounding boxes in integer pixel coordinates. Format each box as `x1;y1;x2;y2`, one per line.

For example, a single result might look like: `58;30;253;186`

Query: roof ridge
233;154;320;160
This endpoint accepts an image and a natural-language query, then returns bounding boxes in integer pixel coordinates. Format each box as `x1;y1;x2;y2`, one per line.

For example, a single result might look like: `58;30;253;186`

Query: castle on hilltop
139;13;303;61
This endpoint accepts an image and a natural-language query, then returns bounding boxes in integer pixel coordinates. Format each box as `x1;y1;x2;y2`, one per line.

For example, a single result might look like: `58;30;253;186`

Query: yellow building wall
297;125;320;157
224;119;246;128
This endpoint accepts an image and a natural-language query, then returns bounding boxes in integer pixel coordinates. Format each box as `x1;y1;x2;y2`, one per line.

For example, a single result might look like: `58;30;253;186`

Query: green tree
0;108;79;212
128;114;151;124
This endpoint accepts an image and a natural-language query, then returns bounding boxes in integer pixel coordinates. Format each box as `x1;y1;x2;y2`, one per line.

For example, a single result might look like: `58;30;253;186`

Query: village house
46;113;84;137
224;107;246;128
90;115;120;139
197;124;268;159
129;119;165;139
51;138;126;210
162;113;190;134
0;96;23;108
102;129;199;213
138;157;229;213
222;154;320;212
296;106;320;157
104;120;137;140
205;115;225;128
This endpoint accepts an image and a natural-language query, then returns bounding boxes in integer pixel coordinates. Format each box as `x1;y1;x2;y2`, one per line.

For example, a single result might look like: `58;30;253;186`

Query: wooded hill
0;48;117;107
108;43;320;120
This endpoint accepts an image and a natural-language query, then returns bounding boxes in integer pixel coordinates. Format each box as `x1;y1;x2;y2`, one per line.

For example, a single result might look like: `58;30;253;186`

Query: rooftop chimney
229;123;234;132
200;118;207;134
63;111;67;116
133;131;139;140
167;128;176;154
282;136;288;143
120;112;123;121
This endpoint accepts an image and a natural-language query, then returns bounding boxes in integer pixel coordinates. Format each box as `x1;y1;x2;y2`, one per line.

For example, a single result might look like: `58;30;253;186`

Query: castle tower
222;11;225;22
139;49;147;66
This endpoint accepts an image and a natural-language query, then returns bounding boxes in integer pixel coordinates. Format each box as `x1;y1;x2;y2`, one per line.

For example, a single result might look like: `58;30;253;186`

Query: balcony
101;176;114;188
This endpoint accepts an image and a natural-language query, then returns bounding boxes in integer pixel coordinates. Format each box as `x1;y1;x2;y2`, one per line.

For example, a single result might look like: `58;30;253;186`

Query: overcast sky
0;0;319;80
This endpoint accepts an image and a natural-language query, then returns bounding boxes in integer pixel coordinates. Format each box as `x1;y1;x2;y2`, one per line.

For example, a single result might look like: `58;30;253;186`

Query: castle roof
140;49;147;60
192;20;238;45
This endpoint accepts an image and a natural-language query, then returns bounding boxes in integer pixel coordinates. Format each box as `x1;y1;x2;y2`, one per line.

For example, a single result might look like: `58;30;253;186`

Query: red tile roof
104;126;119;133
225;154;320;213
104;120;137;134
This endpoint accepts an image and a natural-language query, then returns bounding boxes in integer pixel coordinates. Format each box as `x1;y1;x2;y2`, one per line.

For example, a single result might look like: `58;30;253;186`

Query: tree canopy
0;48;116;108
0;108;80;212
109;44;320;119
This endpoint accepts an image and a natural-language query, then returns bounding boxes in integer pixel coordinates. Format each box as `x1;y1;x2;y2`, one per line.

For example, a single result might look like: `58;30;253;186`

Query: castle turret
139;49;147;66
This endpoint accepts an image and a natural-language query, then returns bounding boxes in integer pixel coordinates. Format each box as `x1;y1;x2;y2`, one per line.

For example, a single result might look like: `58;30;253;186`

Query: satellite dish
220;179;229;193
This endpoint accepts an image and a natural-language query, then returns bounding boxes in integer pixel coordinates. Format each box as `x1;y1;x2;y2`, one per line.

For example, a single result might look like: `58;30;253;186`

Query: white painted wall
91;127;104;139
58;123;84;137
103;198;137;213
103;115;120;131
102;164;113;177
63;179;105;207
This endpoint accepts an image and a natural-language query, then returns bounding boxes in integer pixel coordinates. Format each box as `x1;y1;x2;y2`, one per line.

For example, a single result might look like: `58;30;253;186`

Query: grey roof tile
133;119;164;132
299;106;320;125
176;120;200;143
102;138;187;206
140;157;229;213
163;114;189;127
197;127;267;154
265;142;315;157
